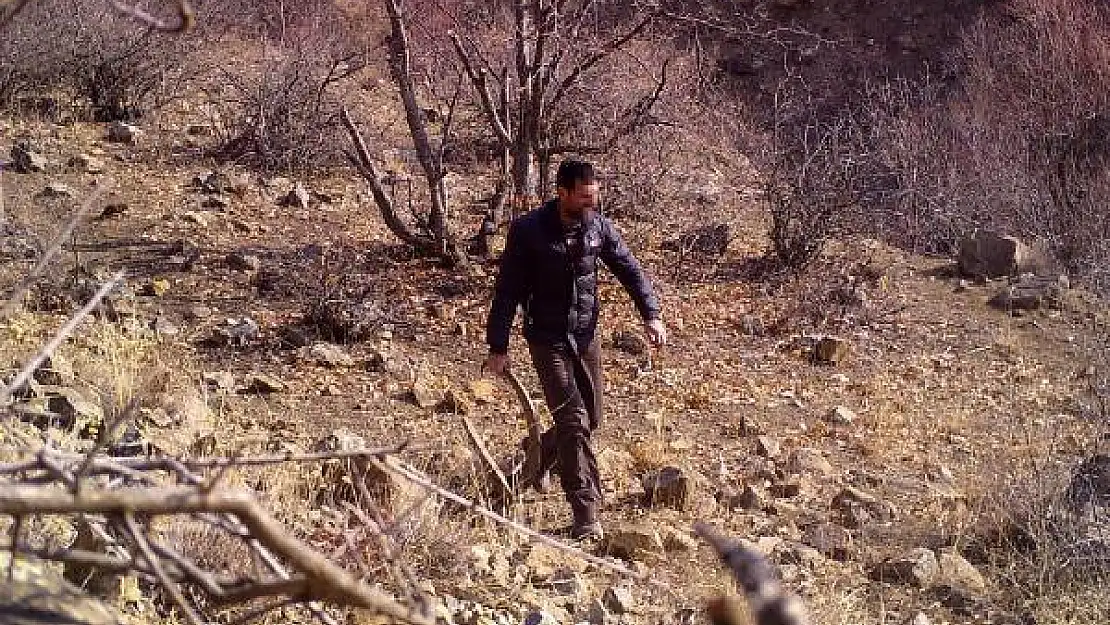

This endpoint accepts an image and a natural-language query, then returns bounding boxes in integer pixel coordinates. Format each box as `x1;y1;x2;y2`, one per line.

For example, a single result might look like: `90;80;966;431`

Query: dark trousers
528;337;603;524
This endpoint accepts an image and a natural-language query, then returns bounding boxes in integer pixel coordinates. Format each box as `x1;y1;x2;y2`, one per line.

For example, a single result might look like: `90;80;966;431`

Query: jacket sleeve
485;219;529;354
599;218;661;321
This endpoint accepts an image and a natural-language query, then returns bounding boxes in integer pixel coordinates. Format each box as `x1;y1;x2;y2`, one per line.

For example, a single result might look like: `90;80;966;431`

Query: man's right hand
483;352;509;376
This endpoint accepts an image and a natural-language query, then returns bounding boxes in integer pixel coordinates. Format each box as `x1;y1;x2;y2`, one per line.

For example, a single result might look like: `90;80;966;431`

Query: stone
34;387;103;433
202;370;236;393
40;182;74;198
787;447;835;477
957;230;1043;279
602;586;634;615
612;329;648;356
243;373;285;394
756;435;782;458
911;614;931;625
305;343;354;368
182;210;209;227
877;548;939;587
98;203;128;218
523;611;560;625
663;223;731;256
226;250;261;271
814;336;849;365
604;525;664;561
832;487;896;528
0;566;118;625
409;377;440;408
192;170;227;194
107;121;140;143
67;154;104;173
738;315;765;336
641;465;692;510
548;567;587;595
525;544;586;581
141;278;171;297
802;523;852;560
768;479;804;499
185;305;213;320
214;317;261;346
826;405;857;426
468;379;496;403
151;316;180;336
10;142;48;173
989;274;1069;312
280;182;311;210
936;548;986;594
719;484;765;511
202;196;230;209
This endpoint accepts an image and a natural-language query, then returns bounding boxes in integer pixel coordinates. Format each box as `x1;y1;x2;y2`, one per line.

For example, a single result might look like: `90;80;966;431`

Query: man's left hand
644;318;667;348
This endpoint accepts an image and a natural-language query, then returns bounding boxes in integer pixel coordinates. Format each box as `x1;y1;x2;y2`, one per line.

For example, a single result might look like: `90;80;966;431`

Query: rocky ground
2;109;1110;625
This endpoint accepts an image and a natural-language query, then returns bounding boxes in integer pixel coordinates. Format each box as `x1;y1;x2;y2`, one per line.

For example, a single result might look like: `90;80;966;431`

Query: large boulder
957;230;1044;279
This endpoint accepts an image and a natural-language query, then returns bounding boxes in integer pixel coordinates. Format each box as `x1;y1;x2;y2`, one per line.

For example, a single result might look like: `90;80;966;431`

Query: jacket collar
540;198;600;236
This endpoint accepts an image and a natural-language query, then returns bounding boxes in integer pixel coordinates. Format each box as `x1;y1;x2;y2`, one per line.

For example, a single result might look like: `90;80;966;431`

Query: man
483;158;667;539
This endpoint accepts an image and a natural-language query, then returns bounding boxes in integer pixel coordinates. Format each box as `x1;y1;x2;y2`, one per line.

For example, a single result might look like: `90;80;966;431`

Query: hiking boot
570;520;604;541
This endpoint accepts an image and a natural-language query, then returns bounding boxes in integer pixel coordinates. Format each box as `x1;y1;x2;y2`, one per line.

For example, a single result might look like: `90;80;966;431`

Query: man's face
557;181;599;221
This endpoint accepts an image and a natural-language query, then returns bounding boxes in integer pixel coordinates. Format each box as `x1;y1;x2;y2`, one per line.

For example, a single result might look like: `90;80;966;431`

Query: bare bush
862;0;1110;289
0;0;197;120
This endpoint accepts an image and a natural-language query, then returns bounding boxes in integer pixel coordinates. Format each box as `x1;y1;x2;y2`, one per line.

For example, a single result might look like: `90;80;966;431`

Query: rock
783;542;826;568
768;479;804;499
243;373;285;394
213;317;261;346
107;121;140;143
832;487;896;528
202;196;230;209
40;182;74;198
602;586;634;615
787;447;835;477
409;377;440;408
151;316;180;336
738;315;765;336
33;355;74;386
201;371;236;393
280;182;311;209
226;250;261;271
67;154;104;173
612;329;648;356
17;387;104;433
192;170;227;194
316;430;423;515
989;274;1069;312
182;210;209;227
641;465;692;510
305;343;354;368
525;544;586;581
826;405;857;426
1;562;119;625
814;336;849;365
186;124;213;136
802;523;852;560
318;429;367;453
910;613;931;625
185;305;213;320
140;278;171;297
468;379;496;403
98;203;128;219
936;548;986;594
756;435;782;458
877;548;939;587
436;389;472;415
957;230;1043;279
719;484;765;511
10;142;48;173
548;567;587;595
604;525;664;561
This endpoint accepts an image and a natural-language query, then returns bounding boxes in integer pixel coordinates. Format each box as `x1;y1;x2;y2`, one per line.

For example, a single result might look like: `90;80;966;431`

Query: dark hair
556;158;596;190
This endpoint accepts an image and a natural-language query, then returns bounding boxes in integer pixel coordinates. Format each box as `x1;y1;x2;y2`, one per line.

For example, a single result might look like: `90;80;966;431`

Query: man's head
555;158;599;222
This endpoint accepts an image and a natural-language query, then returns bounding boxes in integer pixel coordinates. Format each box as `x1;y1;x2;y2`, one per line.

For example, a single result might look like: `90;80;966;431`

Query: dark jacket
486;200;661;354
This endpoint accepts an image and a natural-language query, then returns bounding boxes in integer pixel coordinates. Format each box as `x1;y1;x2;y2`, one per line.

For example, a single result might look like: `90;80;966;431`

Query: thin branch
451;34;512;146
0;485;434;624
1;271;125;406
2;186;108;319
374;456;669;589
549;12;655;111
124;513;206;625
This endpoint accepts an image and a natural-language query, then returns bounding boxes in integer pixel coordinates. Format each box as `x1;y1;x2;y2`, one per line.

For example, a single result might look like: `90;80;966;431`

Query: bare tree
448;0;669;218
342;0;465;266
